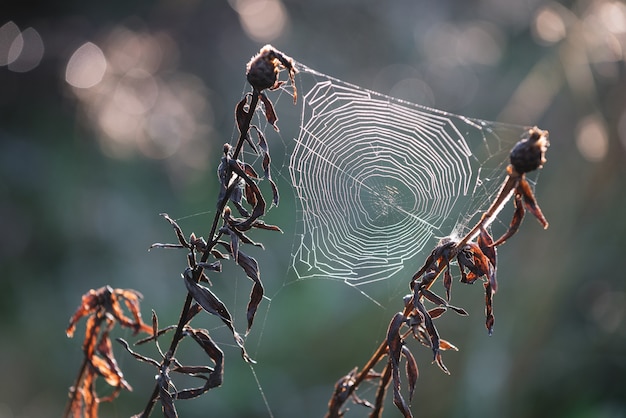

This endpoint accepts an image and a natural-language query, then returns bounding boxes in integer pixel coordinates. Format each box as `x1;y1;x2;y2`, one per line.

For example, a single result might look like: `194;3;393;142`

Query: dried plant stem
326;173;520;418
138;90;261;418
456;174;518;249
64;351;90;417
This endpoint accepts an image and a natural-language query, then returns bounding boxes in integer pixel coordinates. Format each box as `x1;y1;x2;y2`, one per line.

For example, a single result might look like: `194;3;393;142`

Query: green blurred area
1;1;626;417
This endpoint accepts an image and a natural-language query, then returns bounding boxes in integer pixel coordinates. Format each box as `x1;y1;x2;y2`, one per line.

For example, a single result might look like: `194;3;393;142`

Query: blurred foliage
1;0;625;417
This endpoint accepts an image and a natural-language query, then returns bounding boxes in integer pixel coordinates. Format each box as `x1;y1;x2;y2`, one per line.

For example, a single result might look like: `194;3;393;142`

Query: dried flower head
246;44;297;102
509;126;550;174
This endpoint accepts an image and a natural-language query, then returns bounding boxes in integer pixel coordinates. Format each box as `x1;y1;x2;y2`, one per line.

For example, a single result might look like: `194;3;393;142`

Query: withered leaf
214;242;265;333
254;125;268;153
175;386;210;401
492;193;524;247
149;243;185;250
134;325;177;346
227;227;240;262
412;291;442;365
478;227;498;292
269;178;279;206
421;288;446;306
227;159;267;229
401;346;419;402
421;288;468;316
443;267;452;301
448;305;469;316
182;268;253;363
211;248;229;260
262;153;271;178
387;313;405;355
151;310;159;342
187;328;224;388
236;251;264;332
251;125;279;206
259;92;278;131
458;244;490;285
96;330;132;391
242;162;259;179
386;313;412;418
235;95;250;135
172;365;214;376
221;226;264;255
197;261;221;272
434;351;450;375
191;233;207;253
439;339;458;351
484;282;495;335
183;268;233;325
245;183;258;208
251;220;282;232
66;294;97;338
159;377;177;418
117;338;161;368
119;291;152;335
428;307;447;319
518;177;549;229
160;213;190;249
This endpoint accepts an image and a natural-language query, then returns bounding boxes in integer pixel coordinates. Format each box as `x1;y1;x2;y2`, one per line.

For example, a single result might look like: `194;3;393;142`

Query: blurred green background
1;0;625;417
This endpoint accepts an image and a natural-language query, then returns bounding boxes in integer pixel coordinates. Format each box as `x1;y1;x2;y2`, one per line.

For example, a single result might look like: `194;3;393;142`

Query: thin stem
63;356;89;417
458;172;518;248
138;89;260;417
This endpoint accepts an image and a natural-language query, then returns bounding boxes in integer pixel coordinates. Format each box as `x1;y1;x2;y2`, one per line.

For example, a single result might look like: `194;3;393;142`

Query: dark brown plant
326;127;550;418
64;45;296;417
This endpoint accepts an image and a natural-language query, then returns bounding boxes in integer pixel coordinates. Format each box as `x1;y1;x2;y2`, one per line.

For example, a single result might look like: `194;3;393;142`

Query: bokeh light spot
576;114;608;162
0;21;21;66
456;22;504;66
230;0;288;42
66;42;107;88
599;1;626;34
113;69;159;115
7;30;24;66
7;27;44;73
533;5;567;45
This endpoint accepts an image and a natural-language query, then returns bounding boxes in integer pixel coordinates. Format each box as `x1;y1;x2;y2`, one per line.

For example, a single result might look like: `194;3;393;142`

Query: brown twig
137;91;261;418
326;127;550;417
137;45;297;417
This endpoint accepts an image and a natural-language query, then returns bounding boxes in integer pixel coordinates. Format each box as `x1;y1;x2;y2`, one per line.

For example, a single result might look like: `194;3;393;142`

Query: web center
358;175;417;228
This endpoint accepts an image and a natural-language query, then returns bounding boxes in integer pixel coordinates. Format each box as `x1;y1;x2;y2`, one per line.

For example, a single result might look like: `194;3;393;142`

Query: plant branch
326;127;550;416
137;90;261;418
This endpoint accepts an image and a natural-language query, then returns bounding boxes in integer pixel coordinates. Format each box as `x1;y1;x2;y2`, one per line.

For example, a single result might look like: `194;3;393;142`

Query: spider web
282;62;532;290
167;60;539;417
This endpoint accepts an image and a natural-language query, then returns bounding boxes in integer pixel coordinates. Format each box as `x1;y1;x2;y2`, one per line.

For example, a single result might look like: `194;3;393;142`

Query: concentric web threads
287;63;528;286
